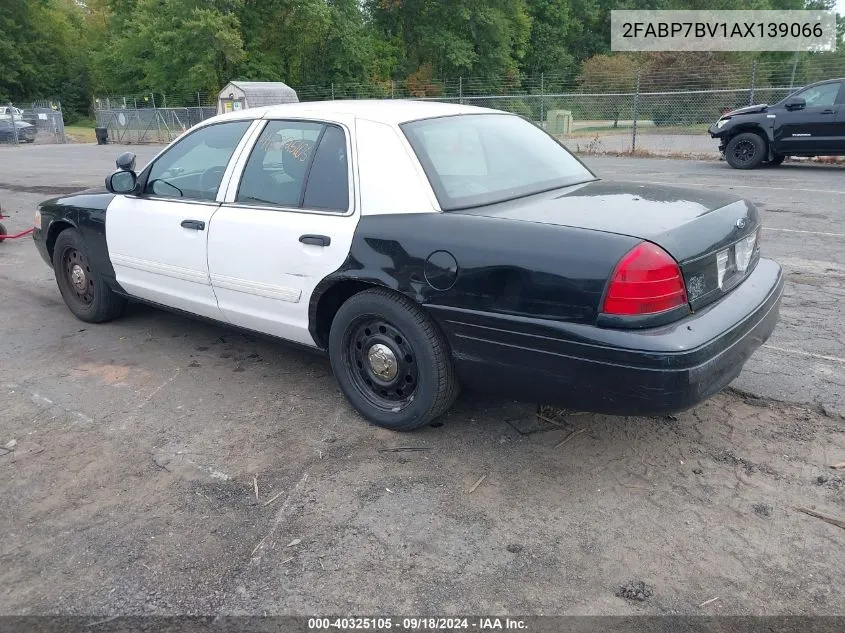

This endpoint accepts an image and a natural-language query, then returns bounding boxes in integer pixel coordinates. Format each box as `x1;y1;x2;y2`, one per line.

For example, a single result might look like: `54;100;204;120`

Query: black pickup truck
709;77;845;169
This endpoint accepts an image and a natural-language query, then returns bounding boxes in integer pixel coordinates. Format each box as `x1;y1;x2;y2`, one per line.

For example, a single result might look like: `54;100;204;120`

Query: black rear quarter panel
311;212;641;342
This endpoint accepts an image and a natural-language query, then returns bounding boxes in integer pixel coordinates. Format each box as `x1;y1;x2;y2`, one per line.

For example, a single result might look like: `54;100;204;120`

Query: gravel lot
1;144;843;617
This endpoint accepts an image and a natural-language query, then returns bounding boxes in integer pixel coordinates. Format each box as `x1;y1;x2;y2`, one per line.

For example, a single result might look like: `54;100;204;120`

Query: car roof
209;99;507;125
805;77;845;86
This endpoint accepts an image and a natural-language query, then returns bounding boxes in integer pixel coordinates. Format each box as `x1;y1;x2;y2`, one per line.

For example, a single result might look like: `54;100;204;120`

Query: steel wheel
329;288;459;431
51;228;127;323
344;316;419;412
62;247;95;306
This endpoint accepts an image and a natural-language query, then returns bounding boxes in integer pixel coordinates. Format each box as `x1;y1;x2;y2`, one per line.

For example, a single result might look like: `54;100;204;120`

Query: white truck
0;106;24;121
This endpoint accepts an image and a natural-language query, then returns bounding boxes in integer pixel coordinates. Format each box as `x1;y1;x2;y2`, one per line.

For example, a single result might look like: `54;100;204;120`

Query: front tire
725;132;766;169
52;228;127;323
328;288;459;431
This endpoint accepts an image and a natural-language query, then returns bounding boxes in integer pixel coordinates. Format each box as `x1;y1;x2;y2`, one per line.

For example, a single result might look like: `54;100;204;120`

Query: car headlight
716;118;730;128
34;209;41;229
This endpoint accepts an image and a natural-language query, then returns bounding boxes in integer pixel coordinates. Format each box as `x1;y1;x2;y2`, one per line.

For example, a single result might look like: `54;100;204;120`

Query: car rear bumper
429;258;783;416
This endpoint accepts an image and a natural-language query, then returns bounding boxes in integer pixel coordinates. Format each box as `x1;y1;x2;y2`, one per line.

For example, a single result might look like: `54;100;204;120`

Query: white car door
207;117;359;346
106;119;258;320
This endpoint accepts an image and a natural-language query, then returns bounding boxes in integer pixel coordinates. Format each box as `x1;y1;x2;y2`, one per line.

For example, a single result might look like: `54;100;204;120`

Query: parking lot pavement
1;144;844;616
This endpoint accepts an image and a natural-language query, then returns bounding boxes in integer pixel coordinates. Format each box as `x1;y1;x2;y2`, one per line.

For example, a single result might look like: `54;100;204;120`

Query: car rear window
401;113;595;210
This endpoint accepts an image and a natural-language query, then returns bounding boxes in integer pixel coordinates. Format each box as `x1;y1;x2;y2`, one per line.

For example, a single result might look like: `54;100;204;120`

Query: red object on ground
0;212;35;241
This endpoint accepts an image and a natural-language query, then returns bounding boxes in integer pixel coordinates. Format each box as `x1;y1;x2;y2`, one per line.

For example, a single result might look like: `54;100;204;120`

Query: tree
577;53;639;126
90;0;246;97
366;0;531;82
237;0;329;86
301;0;392;87
0;0;93;119
522;0;575;80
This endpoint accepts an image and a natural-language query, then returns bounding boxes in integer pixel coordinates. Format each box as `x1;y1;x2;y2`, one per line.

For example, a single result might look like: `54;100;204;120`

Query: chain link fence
93;93;216;144
1;101;66;145
92;56;845;156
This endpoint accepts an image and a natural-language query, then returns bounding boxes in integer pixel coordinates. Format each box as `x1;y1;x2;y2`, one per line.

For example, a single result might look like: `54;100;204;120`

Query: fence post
631;71;640;154
8;103;19;145
540;73;545;126
789;54;799;89
151;92;163;143
391;80;395;99
749;61;757;106
331;83;335;100
197;92;202;108
56;101;66;143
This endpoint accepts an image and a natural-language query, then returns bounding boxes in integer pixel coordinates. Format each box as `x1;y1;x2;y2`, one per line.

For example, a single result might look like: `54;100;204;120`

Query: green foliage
0;0;92;120
365;0;531;80
90;0;246;96
1;0;843;120
523;0;575;81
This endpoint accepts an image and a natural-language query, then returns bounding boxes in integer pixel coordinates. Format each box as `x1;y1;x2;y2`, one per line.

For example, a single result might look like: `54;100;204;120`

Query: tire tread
725;131;767;170
52;229;127;323
330;287;459;431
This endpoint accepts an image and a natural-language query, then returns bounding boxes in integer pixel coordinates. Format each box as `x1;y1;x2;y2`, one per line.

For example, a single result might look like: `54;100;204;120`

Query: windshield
401;113;595;210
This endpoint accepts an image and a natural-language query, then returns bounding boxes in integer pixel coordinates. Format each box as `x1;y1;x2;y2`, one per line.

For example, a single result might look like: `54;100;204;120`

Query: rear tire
0;224;6;242
52;228;127;323
725;132;766;169
328;288;459;431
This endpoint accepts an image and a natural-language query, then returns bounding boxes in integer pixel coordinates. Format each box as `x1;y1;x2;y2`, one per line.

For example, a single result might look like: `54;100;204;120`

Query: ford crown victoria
33;100;783;431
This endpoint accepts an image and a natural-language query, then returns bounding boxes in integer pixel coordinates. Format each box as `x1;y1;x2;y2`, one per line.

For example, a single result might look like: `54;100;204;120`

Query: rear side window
303;125;349;211
237;120;349;212
237;120;323;207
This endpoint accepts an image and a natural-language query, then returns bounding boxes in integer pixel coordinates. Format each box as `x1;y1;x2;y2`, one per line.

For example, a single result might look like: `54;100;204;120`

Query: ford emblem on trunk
736;218;747;229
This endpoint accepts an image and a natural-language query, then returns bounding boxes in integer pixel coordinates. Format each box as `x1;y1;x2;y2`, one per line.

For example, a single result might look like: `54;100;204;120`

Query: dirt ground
0;145;843;617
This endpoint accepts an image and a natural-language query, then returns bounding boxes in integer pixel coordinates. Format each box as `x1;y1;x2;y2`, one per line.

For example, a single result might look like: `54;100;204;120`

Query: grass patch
567;124;709;136
64;124;98;143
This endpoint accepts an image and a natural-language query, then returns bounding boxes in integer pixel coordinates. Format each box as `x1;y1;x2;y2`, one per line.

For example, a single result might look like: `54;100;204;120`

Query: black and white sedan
33;101;783;431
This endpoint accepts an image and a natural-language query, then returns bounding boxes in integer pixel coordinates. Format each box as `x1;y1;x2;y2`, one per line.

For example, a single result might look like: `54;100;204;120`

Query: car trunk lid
454;180;762;311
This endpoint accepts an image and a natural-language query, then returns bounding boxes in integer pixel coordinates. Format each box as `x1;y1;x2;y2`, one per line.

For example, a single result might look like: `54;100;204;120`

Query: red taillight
602;242;688;316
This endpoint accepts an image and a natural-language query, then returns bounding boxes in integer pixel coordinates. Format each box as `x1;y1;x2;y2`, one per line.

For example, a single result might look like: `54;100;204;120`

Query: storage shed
217;81;299;114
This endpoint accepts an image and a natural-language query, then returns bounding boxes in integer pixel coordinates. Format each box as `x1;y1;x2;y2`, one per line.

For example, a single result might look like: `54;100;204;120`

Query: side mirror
116;151;136;171
785;97;806;111
105;169;138;194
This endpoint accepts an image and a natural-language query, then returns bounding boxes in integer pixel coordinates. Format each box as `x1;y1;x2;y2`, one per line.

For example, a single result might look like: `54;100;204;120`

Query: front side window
237;120;349;212
144;121;251;201
793;82;841;107
401;114;595;211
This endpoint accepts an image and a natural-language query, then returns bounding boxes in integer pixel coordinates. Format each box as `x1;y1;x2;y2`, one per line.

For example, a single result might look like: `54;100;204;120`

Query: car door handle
820;109;836;115
299;234;331;247
180;219;205;231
